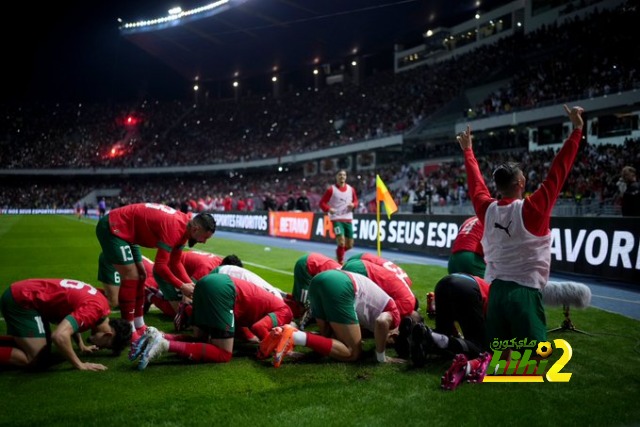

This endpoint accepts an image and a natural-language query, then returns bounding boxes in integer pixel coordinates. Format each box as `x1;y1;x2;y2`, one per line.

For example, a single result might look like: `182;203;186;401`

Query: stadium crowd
0;3;636;171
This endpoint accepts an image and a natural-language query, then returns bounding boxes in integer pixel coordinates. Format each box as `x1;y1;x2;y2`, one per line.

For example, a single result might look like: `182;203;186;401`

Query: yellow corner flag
376;175;398;219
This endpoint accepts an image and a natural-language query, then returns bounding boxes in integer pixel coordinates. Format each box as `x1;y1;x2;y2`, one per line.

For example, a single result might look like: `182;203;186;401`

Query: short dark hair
492;162;522;193
109;318;132;356
193;212;217;234
221;254;243;268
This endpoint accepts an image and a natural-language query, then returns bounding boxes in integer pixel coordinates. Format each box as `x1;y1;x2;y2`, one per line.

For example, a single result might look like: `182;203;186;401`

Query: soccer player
448;215;486;277
291;252;341;328
0;278;131;371
131;273;293;369
342;258;420;359
456;104;584;349
259;269;402;367
95;202;216;339
319;170;359;264
170;251;243;331
342;258;418;320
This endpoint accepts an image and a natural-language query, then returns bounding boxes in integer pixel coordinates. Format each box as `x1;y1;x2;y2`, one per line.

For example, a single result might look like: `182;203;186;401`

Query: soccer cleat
138;333;169;371
273;325;297;368
441;354;469;391
467;352;493;384
410;322;434;368
257;327;283;360
144;287;161;313
128;326;161;361
174;302;191;331
395;316;414;359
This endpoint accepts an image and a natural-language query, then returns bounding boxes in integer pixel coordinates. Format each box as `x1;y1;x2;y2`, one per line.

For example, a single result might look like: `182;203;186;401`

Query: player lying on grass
0;278;131;371
130;273;292;369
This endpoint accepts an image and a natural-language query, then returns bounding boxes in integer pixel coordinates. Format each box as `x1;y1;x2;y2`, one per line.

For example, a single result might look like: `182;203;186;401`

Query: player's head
493;162;525;197
88;318;132;356
221;254;243;268
335;170;347;186
189;213;217;247
622;166;636;184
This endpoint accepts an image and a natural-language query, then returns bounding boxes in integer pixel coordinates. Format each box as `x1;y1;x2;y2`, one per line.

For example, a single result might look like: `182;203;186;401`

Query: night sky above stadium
4;0;513;103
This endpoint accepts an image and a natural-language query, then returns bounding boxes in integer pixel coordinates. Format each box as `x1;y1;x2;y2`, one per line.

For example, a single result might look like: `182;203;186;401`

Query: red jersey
141;256;158;289
356;253;413;288
306;252;342;275
319;184;358;222
451;216;484;256
10;279;110;333
108;203;192;288
231;277;288;328
182;250;224;281
346;260;416;318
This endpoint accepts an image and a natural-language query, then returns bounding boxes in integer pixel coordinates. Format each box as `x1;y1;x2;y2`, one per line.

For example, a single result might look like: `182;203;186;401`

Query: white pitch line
242;261;293;276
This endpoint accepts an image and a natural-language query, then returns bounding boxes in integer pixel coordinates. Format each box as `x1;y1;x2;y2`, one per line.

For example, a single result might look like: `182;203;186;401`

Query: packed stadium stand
0;0;638;217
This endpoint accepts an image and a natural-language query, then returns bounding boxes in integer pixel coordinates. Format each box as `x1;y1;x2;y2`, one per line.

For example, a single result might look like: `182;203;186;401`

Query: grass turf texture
0;215;639;427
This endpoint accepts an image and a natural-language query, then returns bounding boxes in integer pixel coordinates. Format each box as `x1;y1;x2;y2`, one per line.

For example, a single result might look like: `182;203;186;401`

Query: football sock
293;331;307;346
431;332;449;349
172;342;232;363
119;279;138;322
0;347;12;364
304;333;332;356
336;246;345;263
150;296;176;317
134;318;146;330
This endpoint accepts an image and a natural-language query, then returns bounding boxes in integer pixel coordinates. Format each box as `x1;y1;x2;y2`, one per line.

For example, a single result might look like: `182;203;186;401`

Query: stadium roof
119;0;513;84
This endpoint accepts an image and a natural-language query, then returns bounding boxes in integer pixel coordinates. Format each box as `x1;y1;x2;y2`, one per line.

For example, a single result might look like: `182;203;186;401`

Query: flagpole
377;198;381;257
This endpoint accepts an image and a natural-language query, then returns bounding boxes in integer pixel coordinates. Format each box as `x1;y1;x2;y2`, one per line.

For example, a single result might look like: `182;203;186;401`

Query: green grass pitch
0;215;639;426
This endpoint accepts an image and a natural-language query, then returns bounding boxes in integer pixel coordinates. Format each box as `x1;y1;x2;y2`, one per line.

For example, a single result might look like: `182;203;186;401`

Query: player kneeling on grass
130;273;293;370
259;269;403;368
0;279;131;371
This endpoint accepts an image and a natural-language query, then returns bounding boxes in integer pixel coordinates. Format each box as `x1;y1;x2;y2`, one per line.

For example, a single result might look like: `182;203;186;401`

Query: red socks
119;279;139;322
169;342;232;363
149;295;177;317
336;246;346;263
0;347;12;364
305;333;333;356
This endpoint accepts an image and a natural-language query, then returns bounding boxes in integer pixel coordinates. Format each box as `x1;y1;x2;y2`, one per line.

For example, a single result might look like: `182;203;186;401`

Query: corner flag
376;175;398;219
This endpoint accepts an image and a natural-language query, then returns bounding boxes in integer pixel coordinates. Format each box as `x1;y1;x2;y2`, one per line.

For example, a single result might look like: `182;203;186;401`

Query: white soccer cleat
138;334;169;371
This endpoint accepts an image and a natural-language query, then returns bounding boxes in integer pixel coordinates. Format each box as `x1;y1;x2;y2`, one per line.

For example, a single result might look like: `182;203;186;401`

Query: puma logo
494;221;512;237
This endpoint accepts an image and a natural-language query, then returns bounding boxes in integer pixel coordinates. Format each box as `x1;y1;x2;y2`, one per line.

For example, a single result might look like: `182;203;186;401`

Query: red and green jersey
343;259;416;318
292;253;342;305
451;216;484;256
10;279;110;333
349;253;413;288
108;203;192;288
182;250;224;281
232;277;288;328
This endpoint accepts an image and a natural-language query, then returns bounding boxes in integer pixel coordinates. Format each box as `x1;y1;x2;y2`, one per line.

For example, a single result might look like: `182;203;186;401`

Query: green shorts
485;279;547;347
308;270;358;325
192;274;236;337
97;252;121;286
341;259;367;277
96;214;142;265
333;221;354;239
0;289;49;338
292;255;312;305
448;251;486;278
153;271;183;301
